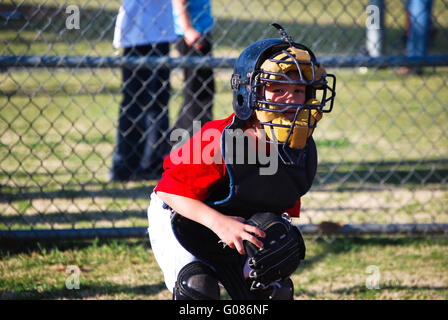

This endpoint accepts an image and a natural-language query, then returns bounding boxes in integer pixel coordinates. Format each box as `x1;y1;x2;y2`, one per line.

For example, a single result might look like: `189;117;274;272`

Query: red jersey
154;114;301;217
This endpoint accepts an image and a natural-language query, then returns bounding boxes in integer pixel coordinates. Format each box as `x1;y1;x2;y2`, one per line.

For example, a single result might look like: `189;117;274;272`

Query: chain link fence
1;0;447;240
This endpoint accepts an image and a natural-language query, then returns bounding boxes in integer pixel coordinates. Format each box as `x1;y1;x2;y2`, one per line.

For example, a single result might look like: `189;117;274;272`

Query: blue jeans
111;43;171;180
406;0;433;57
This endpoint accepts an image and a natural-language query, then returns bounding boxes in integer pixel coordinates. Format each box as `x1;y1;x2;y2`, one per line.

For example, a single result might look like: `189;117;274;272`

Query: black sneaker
109;166;133;182
130;166;163;181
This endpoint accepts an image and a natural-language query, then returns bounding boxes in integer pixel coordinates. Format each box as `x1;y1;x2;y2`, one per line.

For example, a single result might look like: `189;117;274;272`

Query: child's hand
212;215;266;255
156;192;265;255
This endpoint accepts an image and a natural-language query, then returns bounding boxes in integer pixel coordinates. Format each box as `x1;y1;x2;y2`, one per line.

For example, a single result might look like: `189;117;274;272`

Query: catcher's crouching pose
147;24;336;300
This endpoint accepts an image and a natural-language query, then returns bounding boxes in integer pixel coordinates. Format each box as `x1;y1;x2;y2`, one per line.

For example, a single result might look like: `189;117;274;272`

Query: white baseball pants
147;192;197;293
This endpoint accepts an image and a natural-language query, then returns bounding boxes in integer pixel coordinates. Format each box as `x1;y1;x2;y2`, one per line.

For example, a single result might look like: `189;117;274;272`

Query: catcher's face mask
230;24;336;165
253;46;335;154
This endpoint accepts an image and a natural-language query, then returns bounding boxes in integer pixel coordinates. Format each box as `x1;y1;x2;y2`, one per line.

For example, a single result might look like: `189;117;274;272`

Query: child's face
264;72;306;121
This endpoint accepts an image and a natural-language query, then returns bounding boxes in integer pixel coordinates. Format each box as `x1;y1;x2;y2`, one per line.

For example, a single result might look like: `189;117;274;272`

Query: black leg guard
173;261;220;300
251;278;294;300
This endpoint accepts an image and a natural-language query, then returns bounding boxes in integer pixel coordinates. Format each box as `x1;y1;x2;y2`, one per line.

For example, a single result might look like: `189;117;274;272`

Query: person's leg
111;45;154;181
138;42;171;179
407;0;433;57
147;192;197;293
173;261;221;300
404;0;433;74
173;34;215;136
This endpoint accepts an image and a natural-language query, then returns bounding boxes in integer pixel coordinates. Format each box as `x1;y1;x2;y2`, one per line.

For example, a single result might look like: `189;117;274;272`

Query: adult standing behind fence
111;0;177;181
171;0;215;136
398;0;434;75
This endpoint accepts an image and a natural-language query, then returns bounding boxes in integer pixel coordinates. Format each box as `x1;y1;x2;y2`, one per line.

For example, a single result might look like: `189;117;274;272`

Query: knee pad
252;278;294;300
173;261;220;300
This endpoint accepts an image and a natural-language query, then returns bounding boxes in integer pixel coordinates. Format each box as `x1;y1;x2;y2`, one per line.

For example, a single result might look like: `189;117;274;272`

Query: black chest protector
205;117;318;218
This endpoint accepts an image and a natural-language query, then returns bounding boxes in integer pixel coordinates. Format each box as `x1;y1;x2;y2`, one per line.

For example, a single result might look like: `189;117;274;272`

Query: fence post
366;0;385;57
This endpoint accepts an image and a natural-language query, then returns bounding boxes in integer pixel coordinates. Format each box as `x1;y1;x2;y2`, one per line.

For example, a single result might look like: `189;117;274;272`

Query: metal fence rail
2;54;448;69
1;0;447;239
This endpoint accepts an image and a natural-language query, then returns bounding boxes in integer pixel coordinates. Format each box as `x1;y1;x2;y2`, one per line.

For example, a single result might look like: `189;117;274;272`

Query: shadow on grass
295;283;448;299
0;238;167;300
0;182;157;201
296;236;448;274
1;159;446;202
0;238;151;255
287;236;448;297
0;209;149;226
0;282;167;300
315;159;448;189
331;284;448;295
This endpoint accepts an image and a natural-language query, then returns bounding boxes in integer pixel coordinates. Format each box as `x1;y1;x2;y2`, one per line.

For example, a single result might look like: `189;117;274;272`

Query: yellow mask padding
259;99;322;149
260;47;326;86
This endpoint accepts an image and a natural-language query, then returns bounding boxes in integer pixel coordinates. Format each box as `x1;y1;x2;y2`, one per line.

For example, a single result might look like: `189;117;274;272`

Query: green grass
0;238;168;299
1;236;447;300
295;236;448;299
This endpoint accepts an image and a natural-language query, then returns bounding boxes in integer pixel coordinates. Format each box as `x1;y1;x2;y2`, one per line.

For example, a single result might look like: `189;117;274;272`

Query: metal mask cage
245;47;337;163
250;48;336;120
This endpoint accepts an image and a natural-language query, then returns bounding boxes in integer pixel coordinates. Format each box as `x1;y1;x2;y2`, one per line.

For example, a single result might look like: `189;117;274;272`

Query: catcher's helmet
230;24;336;163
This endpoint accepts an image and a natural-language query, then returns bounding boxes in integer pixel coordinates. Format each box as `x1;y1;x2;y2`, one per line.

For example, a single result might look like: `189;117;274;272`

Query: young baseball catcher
147;24;336;300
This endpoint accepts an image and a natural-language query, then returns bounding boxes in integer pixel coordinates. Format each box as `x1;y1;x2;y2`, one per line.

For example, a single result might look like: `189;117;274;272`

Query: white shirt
113;0;177;48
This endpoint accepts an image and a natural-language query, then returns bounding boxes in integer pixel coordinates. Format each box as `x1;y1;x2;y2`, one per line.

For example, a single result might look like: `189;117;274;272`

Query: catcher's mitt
243;212;306;291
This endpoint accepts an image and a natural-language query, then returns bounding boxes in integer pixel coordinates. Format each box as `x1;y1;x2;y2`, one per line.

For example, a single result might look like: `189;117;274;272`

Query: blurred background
0;0;447;238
